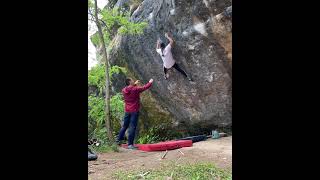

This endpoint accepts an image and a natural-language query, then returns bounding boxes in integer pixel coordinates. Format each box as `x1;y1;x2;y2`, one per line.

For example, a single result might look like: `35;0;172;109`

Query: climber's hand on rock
134;80;140;85
149;79;154;83
165;32;172;38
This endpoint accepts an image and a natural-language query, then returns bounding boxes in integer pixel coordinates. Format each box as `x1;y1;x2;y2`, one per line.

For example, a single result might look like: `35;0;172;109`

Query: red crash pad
121;140;192;151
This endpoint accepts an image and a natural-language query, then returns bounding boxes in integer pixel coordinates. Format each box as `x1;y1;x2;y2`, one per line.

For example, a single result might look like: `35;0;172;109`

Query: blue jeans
117;112;139;145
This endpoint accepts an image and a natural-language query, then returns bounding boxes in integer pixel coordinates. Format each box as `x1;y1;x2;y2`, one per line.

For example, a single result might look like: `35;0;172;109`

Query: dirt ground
88;136;232;180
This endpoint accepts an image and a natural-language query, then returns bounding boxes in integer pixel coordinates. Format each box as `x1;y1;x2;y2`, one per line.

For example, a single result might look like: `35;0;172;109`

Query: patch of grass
113;162;231;180
90;143;119;153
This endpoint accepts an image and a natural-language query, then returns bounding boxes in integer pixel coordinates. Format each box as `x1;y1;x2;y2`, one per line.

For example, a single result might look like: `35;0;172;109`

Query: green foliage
103;31;111;45
90;6;148;48
137;124;183;144
89;29;111;48
90;33;100;47
88;123;120;152
105;7;148;35
88;63;127;149
114;162;232;180
88;64;106;94
91;145;113;153
88;95;105;129
137;127;160;144
88;64;127;93
90;142;119;153
136;134;158;144
110;143;120;152
88;0;93;8
110;93;125;133
88;95;121;152
109;65;127;81
117;21;148;35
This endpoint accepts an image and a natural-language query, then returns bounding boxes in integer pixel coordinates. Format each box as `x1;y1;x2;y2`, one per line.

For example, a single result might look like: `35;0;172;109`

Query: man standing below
116;78;153;149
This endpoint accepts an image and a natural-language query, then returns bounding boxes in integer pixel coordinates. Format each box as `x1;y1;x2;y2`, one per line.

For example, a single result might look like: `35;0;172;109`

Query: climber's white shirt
156;44;175;69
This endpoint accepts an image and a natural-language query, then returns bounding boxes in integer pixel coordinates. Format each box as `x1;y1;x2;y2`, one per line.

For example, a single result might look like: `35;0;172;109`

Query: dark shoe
127;145;138;150
88;152;98;161
116;140;121;146
88;147;98;161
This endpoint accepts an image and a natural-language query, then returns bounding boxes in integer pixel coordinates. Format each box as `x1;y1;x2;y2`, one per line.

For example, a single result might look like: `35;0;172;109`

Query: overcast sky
88;0;108;70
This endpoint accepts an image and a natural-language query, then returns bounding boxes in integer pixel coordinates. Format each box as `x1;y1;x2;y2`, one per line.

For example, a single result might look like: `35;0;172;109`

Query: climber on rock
156;32;192;81
116;78;153;149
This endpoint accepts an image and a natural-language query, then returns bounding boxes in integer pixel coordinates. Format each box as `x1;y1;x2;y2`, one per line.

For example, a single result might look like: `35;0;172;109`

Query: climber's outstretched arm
156;39;161;49
165;33;174;47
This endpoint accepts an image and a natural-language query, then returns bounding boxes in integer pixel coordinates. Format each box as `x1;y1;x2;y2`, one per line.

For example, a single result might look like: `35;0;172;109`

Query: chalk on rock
170;9;175;15
224;6;232;18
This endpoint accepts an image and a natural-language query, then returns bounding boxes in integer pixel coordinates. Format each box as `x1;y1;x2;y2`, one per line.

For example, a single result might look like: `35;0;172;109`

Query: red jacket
122;82;152;112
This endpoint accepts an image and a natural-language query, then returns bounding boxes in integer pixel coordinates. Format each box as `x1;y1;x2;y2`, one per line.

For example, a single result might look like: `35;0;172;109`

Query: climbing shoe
127;145;138;150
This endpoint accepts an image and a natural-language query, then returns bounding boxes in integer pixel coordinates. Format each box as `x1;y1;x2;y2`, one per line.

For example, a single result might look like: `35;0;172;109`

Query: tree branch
88;18;96;23
100;20;113;36
89;11;107;28
88;11;95;18
89;5;113;40
100;19;107;27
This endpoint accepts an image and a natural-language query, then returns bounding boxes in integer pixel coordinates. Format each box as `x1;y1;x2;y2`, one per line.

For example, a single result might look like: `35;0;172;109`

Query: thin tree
92;0;113;142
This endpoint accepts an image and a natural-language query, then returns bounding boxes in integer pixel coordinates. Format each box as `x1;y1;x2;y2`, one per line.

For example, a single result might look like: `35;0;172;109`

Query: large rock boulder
109;0;232;134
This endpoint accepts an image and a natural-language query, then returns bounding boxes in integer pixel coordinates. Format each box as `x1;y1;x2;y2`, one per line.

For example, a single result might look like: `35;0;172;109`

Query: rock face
109;0;232;133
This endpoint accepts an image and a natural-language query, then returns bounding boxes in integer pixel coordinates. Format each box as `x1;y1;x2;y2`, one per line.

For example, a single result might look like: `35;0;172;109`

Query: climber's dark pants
163;63;188;78
117;112;139;146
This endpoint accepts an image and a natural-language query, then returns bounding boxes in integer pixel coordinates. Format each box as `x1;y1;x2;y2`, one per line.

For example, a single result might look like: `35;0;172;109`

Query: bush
88;95;105;140
88;63;126;150
136;124;183;144
110;93;125;134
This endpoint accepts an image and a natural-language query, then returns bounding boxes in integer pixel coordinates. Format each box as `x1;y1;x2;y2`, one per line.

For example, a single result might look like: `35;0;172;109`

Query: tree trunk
93;0;114;143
